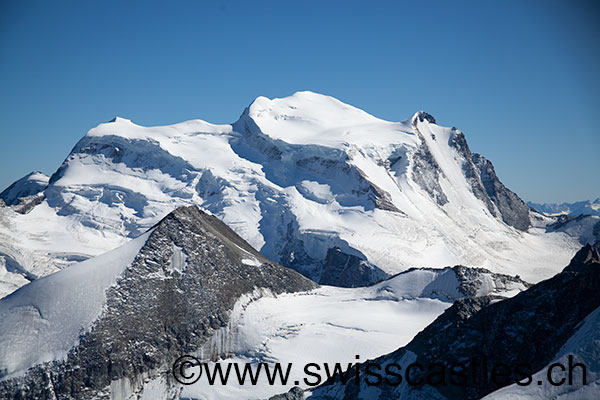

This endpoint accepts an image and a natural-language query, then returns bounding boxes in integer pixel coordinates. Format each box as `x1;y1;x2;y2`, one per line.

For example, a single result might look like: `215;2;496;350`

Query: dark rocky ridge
410;113;530;231
0;206;316;399
449;130;531;231
308;242;600;399
268;386;305;400
387;265;532;301
410;115;449;207
319;247;389;287
4;193;45;215
471;153;531;231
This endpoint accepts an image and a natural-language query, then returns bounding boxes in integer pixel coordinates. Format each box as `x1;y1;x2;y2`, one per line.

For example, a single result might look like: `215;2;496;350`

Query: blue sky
0;0;598;203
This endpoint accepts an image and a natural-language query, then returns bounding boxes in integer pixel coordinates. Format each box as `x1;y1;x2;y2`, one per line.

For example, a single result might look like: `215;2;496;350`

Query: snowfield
0;91;596;298
180;267;528;400
179;287;449;400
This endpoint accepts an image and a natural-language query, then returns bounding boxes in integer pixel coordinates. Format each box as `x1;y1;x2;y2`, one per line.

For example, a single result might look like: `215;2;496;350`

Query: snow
241;258;262;266
0;257;30;298
0;229;152;379
179;267;526;400
0;201;130;297
244;91;412;148
0;171;48;206
372;269;460;299
0;91;591;298
180;283;450;400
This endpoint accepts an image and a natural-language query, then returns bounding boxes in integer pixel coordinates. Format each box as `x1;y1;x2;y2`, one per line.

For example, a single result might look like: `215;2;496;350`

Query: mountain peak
411;110;436;124
564;241;600;272
1;91;587;298
0;170;49;207
244;91;379;122
108;116;131;123
0;204;315;393
237;91;387;148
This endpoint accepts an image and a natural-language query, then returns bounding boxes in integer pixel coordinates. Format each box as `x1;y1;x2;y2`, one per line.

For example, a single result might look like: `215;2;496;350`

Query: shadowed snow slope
1;92;597;296
0;229;152;378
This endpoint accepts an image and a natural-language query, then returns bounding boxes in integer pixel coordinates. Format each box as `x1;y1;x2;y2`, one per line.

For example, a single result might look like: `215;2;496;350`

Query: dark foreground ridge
305;242;600;399
0;206;316;399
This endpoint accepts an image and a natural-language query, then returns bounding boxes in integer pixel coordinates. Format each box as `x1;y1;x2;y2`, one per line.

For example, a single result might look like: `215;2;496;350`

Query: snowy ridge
0;229;151;379
371;265;529;301
0;206;316;399
0;91;593;296
0;171;48;207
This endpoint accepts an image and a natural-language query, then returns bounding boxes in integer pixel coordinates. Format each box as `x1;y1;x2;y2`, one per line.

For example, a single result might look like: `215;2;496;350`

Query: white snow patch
241;258;261;267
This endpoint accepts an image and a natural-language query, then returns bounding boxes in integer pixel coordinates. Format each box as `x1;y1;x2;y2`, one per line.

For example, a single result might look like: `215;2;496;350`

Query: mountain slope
0;171;48;207
307;242;600;400
0;206;316;399
0;92;593;296
180;266;529;400
483;302;600;399
0;203;531;399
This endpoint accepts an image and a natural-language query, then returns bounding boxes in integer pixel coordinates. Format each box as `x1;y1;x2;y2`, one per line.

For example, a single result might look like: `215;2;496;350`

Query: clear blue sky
0;0;598;203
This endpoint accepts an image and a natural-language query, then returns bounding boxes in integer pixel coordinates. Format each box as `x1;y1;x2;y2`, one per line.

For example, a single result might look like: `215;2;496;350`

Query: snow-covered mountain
0;206;530;400
0;91;596;297
0;206;316;398
306;242;600;400
528;198;600;217
0;171;48;207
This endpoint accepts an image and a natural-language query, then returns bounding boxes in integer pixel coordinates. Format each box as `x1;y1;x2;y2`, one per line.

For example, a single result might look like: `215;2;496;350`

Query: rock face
319;247;389;287
268;386;305;400
418;265;530;300
470;154;531;231
0;206;316;399
308;242;600;400
370;265;530;303
447;126;530;231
